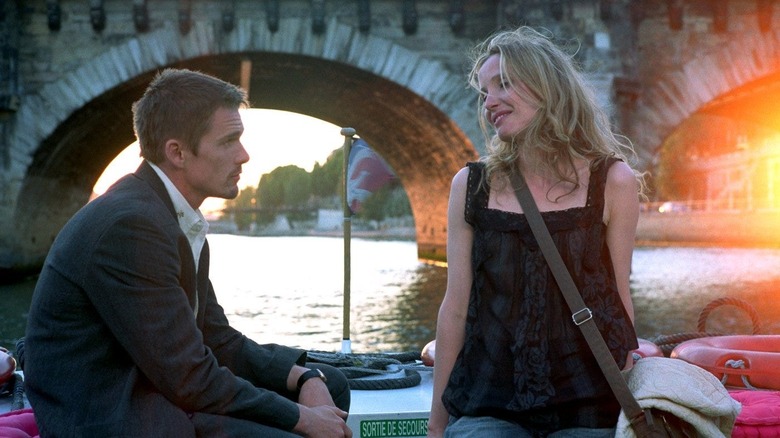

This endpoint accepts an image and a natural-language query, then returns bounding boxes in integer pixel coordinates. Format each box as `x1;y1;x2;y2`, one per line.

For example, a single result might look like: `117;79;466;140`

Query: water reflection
209;235;446;353
0;278;35;350
1;236;779;356
630;247;780;338
353;263;446;352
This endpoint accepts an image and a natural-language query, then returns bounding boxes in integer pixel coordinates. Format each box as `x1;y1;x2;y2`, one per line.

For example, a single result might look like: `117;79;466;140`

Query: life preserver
633;338;664;359
671;335;780;390
421;338;662;367
421;340;435;367
0;348;16;386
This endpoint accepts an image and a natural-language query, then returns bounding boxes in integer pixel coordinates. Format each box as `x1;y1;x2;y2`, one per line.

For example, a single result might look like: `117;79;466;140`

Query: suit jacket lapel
135;160;201;316
195;241;210;323
135;161;178;222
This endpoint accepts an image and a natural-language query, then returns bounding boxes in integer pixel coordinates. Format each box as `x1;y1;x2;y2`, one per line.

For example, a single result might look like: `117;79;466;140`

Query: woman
428;26;644;437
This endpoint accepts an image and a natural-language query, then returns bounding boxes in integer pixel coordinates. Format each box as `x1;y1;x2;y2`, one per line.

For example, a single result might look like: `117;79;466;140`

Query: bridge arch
629;25;780;170
9;17;480;272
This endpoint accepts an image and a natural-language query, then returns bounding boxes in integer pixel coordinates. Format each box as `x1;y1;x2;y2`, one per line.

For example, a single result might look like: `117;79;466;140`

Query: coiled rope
650;297;763;356
306;350;428;390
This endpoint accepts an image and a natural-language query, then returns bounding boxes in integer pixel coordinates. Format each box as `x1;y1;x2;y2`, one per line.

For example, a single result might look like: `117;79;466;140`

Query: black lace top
442;159;638;434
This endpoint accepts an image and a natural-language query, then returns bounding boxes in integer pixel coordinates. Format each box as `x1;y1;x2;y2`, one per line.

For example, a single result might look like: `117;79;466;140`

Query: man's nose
237;144;250;164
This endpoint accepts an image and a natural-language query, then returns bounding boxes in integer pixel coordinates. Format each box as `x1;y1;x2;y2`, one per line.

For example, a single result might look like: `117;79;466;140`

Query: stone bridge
2;0;779;278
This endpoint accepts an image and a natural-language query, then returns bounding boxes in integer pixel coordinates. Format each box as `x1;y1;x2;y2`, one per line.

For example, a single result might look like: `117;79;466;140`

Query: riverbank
208;213;417;241
211;225;417;241
213;209;780;249
4;210;777;284
636;210;780;248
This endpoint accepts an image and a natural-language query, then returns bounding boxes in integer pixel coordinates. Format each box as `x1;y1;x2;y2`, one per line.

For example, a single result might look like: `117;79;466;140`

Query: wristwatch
296;368;327;390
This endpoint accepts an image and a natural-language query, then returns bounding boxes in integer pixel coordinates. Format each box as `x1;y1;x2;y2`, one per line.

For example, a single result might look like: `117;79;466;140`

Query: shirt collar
147;162;209;237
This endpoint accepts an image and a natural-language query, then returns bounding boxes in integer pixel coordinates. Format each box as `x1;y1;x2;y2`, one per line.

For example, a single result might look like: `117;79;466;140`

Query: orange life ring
671;335;780;390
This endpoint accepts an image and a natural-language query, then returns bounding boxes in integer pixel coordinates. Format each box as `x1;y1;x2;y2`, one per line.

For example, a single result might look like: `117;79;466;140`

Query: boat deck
2;370;433;438
347;369;433;438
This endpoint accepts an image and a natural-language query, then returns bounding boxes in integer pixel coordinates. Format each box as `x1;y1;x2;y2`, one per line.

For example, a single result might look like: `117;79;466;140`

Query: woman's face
477;53;538;142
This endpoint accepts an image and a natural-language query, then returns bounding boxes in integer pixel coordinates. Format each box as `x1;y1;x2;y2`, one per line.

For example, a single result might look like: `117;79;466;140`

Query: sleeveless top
442;159;638;434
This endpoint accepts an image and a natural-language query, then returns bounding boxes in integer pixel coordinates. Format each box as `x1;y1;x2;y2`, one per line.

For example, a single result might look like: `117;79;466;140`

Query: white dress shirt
148;162;209;315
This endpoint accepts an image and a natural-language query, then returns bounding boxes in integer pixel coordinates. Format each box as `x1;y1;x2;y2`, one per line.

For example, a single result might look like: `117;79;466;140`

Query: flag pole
340;127;356;354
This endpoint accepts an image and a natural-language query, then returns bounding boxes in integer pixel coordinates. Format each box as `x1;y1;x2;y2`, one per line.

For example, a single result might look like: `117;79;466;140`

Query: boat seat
0;408;38;438
730;390;780;438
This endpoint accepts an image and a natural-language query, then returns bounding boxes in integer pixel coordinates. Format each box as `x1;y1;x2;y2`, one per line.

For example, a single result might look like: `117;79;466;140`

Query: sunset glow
93;109;344;215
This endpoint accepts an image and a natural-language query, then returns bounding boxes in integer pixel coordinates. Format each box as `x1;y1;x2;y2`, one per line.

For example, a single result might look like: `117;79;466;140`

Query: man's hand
298;376;336;408
293;404;352;438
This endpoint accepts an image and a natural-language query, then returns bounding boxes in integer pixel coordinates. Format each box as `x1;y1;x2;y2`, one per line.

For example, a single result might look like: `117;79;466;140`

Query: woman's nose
483;92;498;108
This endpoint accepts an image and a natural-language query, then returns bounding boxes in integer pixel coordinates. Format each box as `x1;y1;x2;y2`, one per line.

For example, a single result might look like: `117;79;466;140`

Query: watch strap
296;368;327;390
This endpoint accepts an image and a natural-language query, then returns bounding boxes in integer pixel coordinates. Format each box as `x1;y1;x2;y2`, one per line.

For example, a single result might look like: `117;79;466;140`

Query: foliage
229;146;411;230
224;186;257;231
355;181;411;222
255;165;313;222
384;183;413;217
257;165;311;207
311;148;343;198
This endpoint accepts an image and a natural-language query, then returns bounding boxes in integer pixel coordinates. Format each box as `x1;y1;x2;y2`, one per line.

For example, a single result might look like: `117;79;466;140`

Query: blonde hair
468;26;641;195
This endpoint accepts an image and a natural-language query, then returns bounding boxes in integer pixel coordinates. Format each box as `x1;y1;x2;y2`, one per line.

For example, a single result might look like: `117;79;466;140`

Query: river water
2;234;780;355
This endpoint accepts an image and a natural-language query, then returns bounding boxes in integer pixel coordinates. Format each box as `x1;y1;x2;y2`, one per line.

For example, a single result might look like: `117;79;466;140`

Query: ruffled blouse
442;159;638;434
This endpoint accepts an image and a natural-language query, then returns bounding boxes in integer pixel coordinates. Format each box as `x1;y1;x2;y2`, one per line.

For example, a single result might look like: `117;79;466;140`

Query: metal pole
340;127;356;354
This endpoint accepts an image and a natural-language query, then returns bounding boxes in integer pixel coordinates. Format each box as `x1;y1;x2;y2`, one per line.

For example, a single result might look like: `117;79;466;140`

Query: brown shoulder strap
509;172;657;437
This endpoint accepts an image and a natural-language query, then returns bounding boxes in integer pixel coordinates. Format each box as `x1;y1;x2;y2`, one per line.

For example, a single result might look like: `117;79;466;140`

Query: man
24;69;352;437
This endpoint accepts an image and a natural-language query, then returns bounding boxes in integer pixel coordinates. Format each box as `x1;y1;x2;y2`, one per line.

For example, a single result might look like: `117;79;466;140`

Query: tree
311;148;343;198
384;184;412;217
257;165;313;222
224;186;257;231
230;146;414;230
355;182;410;222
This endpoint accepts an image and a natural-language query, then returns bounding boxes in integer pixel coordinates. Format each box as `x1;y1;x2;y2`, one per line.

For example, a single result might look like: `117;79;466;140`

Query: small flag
347;139;395;214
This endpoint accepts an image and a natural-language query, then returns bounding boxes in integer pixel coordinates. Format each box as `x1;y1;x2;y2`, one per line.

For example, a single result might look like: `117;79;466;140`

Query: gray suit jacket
25;161;306;437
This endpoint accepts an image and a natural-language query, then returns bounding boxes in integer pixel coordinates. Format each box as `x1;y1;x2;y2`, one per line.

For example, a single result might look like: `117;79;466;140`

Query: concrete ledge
636;210;780;248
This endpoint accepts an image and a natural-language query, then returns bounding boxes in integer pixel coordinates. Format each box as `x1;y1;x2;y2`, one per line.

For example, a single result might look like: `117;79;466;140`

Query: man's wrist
296;368;327;390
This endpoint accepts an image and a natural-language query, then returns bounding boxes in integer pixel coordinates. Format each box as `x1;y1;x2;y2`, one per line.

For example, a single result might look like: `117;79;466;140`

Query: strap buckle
572;308;593;326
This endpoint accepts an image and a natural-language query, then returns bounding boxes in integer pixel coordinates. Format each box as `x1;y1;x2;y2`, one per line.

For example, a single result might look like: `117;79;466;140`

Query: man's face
181;106;249;208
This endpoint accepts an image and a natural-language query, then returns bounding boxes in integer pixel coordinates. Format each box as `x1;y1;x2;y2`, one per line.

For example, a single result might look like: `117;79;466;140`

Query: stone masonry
1;0;779;277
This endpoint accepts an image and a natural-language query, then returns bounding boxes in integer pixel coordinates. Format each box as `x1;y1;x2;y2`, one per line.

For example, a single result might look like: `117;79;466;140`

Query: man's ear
164;139;186;169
